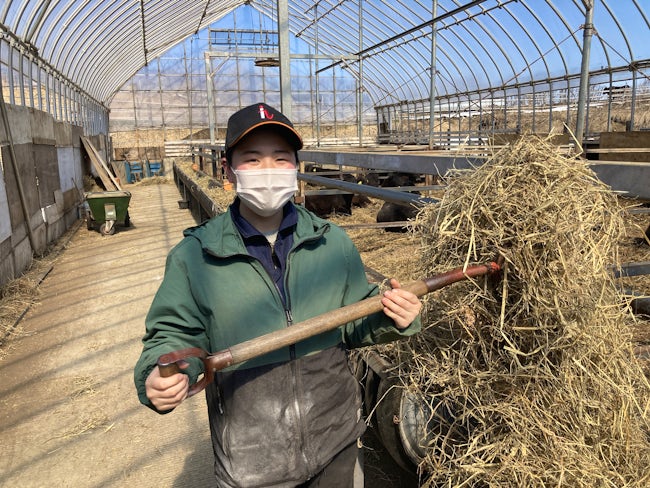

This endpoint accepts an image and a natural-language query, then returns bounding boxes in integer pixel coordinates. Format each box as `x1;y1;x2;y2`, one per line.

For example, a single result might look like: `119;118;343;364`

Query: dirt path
0;181;417;488
0;183;216;487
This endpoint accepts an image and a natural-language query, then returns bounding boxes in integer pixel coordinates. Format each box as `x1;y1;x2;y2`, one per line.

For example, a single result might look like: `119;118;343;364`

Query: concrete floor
0;181;417;487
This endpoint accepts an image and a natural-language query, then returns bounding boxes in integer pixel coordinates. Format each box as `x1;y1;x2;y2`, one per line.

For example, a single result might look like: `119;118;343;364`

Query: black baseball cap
225;103;303;157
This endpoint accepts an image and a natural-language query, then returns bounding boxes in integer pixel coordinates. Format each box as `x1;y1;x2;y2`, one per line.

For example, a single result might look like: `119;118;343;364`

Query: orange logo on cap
259;105;274;120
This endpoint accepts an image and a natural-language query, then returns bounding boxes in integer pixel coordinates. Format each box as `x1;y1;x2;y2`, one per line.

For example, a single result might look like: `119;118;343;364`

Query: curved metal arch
362;54;425;102
359;36;433;101
371;2;509;94
439;13;506;90
355;3;477;99
94;31;163;102
314;0;439;102
1;0;25;28
427;36;476;95
307;5;426;102
38;0;134;63
356;49;430;104
54;1;138;72
73;3;211;97
631;0;650;33
0;1;14;24
7;0;36;38
356;0;503;96
22;0;53;43
367;2;466;99
433;25;486;93
425;42;476;98
365;66;428;107
314;5;363;51
145;1;208;44
431;64;465;101
387;1;495;94
64;6;139;85
571;0;614;74
2;0;649;114
518;1;569;78
34;0;101;56
32;0;74;51
445;1;519;88
479;7;535;86
364;51;424;102
593;0;632;63
73;21;145;100
543;0;583;53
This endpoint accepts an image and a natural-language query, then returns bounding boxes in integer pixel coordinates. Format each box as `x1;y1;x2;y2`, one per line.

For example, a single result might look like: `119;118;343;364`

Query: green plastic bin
84;191;132;235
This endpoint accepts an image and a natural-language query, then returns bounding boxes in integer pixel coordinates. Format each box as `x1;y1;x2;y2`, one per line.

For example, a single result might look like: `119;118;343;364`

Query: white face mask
233;168;298;217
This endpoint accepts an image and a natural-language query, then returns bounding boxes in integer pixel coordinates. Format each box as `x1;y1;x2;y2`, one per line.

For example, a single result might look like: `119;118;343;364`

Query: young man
134;103;422;487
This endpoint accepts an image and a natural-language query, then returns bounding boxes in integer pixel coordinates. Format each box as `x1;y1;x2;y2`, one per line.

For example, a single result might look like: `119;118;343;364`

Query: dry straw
375;136;650;487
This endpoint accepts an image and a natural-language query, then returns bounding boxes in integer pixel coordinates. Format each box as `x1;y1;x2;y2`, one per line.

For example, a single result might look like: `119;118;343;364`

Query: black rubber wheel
100;222;116;236
124;211;131;228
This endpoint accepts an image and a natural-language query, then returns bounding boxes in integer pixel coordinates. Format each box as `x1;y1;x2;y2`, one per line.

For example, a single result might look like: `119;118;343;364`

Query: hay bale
376;136;650;487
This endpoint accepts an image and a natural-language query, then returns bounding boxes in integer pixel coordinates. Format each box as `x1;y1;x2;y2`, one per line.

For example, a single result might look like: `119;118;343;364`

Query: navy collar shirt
230;198;297;304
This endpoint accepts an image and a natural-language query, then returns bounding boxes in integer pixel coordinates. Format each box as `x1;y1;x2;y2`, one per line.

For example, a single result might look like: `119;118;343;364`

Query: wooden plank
81;136;121;191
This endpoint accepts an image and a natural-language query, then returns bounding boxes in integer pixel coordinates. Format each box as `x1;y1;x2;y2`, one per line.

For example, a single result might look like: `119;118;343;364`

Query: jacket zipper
285;309;298;362
284;246;315;478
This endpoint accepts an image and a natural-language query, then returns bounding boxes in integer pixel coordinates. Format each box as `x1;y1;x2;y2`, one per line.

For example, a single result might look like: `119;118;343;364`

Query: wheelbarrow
84;191;132;235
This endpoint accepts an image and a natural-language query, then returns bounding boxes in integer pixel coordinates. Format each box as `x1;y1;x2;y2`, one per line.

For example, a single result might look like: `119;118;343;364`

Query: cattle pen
2;1;650;486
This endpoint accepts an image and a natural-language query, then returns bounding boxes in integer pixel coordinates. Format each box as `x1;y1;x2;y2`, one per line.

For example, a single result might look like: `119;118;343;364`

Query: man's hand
381;278;423;329
145;363;190;412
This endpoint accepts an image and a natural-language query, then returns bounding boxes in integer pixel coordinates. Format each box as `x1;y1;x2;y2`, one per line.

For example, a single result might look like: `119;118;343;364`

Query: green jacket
134;203;421;486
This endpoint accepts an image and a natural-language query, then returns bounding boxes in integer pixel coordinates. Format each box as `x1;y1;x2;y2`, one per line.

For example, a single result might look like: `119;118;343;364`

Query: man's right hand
145;364;190;412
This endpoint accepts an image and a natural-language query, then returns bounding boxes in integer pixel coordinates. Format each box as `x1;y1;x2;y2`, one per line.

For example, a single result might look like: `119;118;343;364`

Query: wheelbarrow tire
100;222;116;236
124;211;131;228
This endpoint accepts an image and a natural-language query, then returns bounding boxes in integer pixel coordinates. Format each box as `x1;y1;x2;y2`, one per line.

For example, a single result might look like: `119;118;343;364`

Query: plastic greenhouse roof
1;0;648;106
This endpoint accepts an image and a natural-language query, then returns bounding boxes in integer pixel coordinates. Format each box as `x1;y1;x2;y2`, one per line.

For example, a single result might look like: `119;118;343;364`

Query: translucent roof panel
1;0;648;105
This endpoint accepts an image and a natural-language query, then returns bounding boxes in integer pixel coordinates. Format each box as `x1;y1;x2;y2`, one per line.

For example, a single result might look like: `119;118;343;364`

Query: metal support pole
575;1;594;147
277;0;292;118
357;0;364;147
205;52;216;144
314;5;321;146
428;0;438;149
629;67;637;131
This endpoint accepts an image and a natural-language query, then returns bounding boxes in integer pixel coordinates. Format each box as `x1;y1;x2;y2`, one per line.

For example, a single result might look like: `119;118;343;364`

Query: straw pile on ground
374;136;650;487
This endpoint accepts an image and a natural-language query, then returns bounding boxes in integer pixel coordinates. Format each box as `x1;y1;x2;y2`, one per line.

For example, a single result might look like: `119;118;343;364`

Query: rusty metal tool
158;261;501;397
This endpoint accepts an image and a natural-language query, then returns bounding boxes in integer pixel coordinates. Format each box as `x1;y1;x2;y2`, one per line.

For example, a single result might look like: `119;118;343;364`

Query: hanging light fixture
254;57;280;67
255;0;280;67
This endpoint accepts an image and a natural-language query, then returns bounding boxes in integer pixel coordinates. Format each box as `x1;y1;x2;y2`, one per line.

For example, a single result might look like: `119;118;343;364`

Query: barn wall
0;105;91;288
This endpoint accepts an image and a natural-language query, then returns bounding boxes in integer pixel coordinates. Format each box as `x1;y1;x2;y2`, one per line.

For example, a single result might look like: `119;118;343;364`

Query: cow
641;223;650;246
303;164;357;217
375;172;421;233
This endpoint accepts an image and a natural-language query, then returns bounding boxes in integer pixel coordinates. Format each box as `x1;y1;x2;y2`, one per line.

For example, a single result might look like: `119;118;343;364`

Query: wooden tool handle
158;362;181;377
155;262;501;397
227;262;500;366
